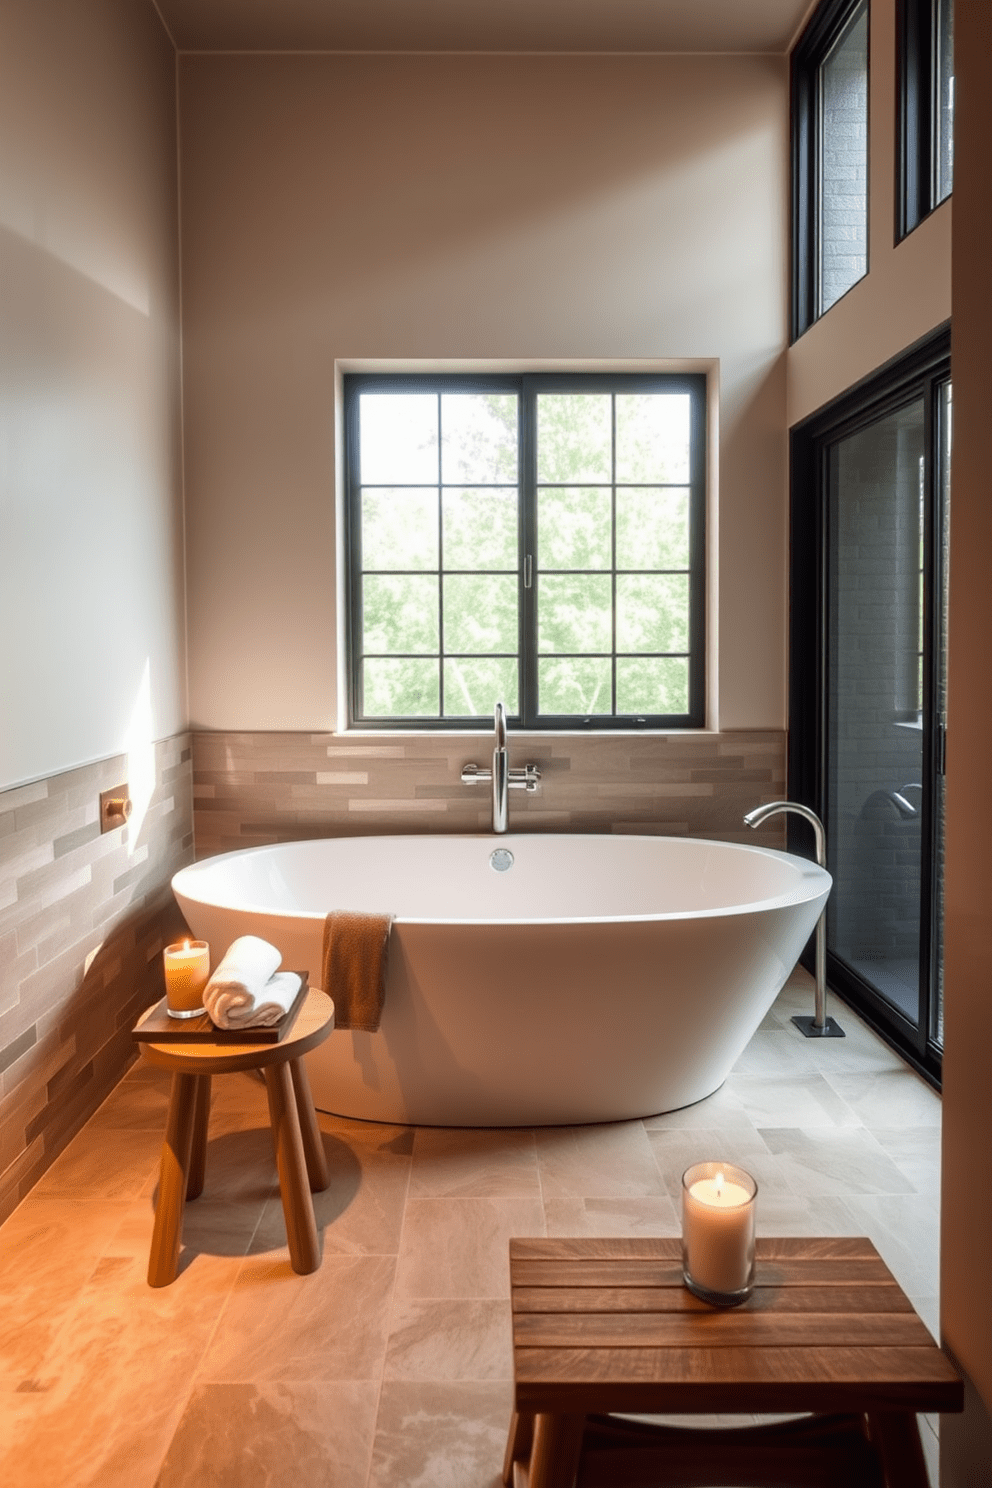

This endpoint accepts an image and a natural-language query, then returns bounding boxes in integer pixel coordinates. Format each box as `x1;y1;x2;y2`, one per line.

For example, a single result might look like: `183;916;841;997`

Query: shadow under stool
134;988;334;1287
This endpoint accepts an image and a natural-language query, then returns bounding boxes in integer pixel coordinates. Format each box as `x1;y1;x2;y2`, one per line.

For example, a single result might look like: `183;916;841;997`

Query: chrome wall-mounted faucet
744;800;843;1039
461;702;540;834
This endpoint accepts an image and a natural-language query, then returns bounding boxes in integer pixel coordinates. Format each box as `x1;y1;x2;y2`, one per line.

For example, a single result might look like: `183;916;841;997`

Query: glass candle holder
163;940;210;1019
681;1160;757;1307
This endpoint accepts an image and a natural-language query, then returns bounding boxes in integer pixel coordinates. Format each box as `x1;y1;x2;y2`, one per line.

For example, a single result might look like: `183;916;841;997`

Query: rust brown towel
321;911;393;1031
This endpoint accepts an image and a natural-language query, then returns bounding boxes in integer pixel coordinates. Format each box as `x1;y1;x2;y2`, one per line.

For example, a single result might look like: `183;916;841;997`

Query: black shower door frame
789;324;950;1086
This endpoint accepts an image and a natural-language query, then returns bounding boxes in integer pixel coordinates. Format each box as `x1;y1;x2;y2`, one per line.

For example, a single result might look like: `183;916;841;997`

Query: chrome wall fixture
744;800;844;1038
461;702;540;834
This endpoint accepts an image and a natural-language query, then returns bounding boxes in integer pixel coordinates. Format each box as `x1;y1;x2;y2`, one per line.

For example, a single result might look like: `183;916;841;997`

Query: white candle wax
163;940;210;1016
682;1164;756;1298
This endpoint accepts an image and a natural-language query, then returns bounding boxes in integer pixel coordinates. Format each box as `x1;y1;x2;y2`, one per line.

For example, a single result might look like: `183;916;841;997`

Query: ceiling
154;0;817;56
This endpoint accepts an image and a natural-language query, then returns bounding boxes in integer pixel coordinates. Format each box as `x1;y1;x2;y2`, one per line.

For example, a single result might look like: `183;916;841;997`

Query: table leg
503;1410;534;1485
866;1412;931;1488
289;1056;330;1192
528;1413;585;1488
148;1071;199;1288
264;1060;321;1274
187;1075;211;1201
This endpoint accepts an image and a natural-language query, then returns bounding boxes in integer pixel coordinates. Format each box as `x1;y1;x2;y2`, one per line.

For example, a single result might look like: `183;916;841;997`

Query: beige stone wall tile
0;735;193;1213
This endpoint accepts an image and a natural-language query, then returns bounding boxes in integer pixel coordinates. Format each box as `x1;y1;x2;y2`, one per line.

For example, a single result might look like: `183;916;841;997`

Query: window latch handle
524;555;533;589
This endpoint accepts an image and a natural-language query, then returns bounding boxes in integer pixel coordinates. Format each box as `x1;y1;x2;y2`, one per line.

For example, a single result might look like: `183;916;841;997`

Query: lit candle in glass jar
163;940;210;1019
681;1161;757;1306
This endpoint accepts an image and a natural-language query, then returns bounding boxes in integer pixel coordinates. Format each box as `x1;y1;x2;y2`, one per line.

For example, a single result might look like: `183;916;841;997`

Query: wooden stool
135;989;334;1287
505;1236;963;1488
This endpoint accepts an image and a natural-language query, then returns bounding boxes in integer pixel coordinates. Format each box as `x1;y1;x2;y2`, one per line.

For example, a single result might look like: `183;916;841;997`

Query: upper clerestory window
343;373;706;730
792;0;870;339
897;0;954;240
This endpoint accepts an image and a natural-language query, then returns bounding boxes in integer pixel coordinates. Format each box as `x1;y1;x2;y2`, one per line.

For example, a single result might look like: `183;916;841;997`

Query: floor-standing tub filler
172;834;831;1127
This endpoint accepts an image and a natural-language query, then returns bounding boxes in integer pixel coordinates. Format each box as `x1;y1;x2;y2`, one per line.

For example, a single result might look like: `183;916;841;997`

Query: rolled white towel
207;970;302;1030
203;935;283;1027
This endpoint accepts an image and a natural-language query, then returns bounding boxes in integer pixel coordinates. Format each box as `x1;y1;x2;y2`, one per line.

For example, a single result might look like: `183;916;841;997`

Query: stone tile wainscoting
192;729;787;858
0;736;194;1223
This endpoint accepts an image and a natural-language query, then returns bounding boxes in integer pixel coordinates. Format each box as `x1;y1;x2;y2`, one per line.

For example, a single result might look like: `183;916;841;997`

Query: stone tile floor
0;968;943;1486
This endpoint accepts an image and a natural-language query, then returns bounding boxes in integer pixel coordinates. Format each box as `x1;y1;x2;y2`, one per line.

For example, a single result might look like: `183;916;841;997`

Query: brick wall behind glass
0;736;194;1222
820;4;869;313
829;413;924;963
192;730;787;858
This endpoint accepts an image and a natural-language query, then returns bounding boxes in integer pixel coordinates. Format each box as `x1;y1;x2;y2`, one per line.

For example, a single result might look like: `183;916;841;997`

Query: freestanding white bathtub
171;834;831;1127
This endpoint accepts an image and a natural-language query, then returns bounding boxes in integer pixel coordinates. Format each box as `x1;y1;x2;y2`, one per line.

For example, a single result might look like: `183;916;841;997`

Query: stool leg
148;1071;199;1288
528;1413;585;1488
866;1412;930;1488
187;1075;211;1201
503;1411;534;1486
264;1060;321;1275
289;1056;330;1192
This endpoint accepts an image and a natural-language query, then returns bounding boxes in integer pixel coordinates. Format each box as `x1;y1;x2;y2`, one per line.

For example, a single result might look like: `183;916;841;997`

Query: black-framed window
792;0;870;340
897;0;954;241
343;373;706;730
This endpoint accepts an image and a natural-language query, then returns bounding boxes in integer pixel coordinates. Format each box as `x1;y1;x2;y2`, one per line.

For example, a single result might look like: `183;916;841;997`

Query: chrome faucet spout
743;799;826;867
494;700;507;754
744;799;842;1039
492;702;509;834
459;702;541;833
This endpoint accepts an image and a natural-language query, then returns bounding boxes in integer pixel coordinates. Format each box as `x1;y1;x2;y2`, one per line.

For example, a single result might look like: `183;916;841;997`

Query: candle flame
715;1170;724;1197
183;939;190;951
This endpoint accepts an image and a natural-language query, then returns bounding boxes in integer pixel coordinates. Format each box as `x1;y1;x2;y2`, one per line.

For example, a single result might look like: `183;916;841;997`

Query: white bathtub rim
172;833;832;927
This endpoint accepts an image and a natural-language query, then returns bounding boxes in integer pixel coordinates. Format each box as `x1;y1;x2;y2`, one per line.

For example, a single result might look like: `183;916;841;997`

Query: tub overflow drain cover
489;848;514;872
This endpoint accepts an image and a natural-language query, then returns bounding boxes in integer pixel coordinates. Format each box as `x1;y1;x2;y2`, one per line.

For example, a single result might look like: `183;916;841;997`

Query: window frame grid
344;371;706;730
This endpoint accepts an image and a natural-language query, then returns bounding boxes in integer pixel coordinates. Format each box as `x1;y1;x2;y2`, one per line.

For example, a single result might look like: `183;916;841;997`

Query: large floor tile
756;1126;917;1198
0;1251;231;1488
822;1069;942;1128
30;1123;164;1202
394;1197;545;1300
409;1128;539;1199
643;1125;775;1200
0;1195;134;1387
544;1194;680;1237
869;1126;941;1196
843;1192;941;1299
367;1380;513;1488
384;1298;513;1381
642;1080;751;1131
195;1254;397;1383
154;1381;379;1488
729;1071;861;1130
535;1120;664;1198
729;1029;819;1079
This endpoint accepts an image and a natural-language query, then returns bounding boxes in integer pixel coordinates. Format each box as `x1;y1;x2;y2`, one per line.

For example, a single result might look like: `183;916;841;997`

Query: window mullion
611;393;618;716
520;377;538;728
436;393;445;719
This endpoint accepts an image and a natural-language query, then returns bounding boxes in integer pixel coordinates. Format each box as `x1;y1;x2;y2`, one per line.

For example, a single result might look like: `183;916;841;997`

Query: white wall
179;52;791;733
0;0;186;791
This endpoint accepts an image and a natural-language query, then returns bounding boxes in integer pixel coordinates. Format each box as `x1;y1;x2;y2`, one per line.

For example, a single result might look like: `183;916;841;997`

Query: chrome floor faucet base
791;1014;846;1039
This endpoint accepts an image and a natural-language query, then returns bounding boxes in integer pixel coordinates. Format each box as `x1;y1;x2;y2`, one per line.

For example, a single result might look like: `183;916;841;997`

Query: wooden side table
504;1236;963;1488
134;989;334;1287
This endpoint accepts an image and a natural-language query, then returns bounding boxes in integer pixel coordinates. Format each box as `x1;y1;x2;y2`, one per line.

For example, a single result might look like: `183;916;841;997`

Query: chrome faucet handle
494;701;507;752
508;764;541;792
